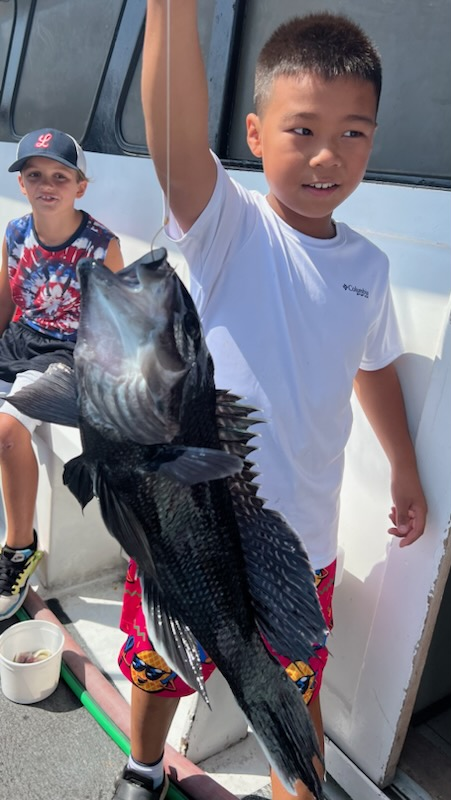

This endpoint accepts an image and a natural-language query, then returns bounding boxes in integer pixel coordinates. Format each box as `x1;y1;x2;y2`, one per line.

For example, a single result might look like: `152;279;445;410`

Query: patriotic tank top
6;211;118;338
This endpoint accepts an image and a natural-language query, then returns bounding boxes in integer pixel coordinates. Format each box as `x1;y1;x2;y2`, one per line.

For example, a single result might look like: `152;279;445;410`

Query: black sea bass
10;249;326;798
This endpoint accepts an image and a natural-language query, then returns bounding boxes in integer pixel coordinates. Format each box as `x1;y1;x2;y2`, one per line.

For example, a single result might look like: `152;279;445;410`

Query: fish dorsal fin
141;575;210;706
215;390;262;461
234;501;327;663
215;390;327;662
6;363;79;427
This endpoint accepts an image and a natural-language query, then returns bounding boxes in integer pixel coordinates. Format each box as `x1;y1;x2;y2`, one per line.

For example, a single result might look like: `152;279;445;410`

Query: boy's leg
0;415;43;619
0;370;44;619
0;414;38;547
130;684;180;763
112;686;179;799
113;560;212;799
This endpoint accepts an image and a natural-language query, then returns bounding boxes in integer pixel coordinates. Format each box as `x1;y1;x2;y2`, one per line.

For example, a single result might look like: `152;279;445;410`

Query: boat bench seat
32;422;124;590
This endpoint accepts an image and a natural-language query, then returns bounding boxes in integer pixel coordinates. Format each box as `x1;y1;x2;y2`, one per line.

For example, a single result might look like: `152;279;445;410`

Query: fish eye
182;310;200;340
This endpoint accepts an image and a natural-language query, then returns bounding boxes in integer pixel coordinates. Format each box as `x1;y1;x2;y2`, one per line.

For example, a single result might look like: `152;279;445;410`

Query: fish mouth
78;248;170;290
77;250;168;297
77;248;175;309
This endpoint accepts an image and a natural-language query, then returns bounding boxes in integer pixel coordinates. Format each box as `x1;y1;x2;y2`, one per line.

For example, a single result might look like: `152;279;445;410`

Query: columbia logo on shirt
343;283;369;299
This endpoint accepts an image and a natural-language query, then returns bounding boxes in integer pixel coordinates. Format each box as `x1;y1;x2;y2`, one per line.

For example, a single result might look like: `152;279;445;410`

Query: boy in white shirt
112;5;427;800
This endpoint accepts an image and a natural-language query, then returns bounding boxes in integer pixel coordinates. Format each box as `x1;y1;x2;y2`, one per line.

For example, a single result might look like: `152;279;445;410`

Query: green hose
16;607;189;800
59;659;132;755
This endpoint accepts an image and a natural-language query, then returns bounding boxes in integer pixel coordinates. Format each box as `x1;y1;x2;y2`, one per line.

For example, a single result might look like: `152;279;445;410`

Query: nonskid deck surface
0;614;126;800
36;568;272;799
0;570;350;800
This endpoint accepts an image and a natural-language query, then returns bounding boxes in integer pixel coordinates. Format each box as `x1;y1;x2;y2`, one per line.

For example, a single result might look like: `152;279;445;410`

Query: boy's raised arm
142;0;217;232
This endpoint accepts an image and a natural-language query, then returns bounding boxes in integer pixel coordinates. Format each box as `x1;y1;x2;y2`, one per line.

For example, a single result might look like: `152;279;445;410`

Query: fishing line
151;0;171;252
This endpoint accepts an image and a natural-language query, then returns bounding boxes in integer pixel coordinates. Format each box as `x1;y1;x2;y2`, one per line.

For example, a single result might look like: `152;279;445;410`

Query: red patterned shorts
118;558;335;705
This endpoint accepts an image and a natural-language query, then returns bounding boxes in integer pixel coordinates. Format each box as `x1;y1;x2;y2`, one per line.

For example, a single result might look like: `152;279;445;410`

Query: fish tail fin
231;642;324;799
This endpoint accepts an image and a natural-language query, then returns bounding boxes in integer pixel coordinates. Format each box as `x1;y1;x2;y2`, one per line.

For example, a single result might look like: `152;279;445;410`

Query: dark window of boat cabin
120;0;215;149
0;1;14;101
10;0;123;141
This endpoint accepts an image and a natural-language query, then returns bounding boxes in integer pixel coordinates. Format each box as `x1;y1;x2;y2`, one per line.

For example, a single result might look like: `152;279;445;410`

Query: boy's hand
354;365;428;548
388;468;427;547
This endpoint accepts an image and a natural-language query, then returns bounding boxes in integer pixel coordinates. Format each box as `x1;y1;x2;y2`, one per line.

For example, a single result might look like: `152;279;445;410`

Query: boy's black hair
254;12;382;114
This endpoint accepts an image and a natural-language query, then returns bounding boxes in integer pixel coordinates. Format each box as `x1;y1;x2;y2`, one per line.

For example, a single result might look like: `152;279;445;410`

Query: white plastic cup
0;619;65;704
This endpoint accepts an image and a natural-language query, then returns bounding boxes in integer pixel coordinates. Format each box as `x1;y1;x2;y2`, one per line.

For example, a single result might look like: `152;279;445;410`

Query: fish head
75;249;212;445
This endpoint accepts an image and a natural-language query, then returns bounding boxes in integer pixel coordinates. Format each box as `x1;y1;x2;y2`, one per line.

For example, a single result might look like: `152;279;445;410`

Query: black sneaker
112;767;169;800
0;531;43;620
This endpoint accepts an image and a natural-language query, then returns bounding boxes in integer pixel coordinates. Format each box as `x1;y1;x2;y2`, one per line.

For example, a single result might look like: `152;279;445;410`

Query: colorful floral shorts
118;558;336;705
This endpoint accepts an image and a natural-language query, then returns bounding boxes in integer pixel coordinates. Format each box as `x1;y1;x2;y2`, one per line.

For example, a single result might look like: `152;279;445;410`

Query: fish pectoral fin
94;465;158;579
141;575;210;706
156;446;242;486
96;468;210;704
5;363;79;426
235;503;328;664
63;456;94;509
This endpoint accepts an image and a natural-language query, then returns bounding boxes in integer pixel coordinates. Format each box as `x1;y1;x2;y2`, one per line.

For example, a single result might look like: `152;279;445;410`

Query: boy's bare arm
143;0;217;232
103;238;124;273
0;238;15;335
353;363;427;546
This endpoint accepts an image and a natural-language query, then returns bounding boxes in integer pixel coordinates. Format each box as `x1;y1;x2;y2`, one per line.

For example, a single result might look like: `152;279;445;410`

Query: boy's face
246;73;377;238
18;156;87;214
